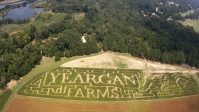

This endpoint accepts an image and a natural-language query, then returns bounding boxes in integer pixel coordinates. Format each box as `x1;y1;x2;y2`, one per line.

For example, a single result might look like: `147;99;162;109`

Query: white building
81;36;86;43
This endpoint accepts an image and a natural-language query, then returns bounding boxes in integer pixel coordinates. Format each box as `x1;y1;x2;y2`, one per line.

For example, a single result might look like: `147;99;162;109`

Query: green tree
55;52;61;62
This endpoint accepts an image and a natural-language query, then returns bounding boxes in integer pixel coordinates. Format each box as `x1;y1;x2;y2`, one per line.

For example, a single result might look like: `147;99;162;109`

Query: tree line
1;0;199;89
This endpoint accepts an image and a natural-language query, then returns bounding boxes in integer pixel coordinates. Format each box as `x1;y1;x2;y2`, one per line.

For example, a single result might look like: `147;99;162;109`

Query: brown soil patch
6;80;17;90
5;95;199;112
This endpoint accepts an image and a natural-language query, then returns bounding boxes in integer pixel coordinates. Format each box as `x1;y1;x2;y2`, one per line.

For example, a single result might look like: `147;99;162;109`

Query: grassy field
0;89;12;111
113;60;128;69
1;10;66;36
181;10;195;17
180;9;199;33
181;19;199;33
18;67;199;101
2;52;199;112
1;53;103;112
30;1;46;8
0;24;25;34
30;13;66;30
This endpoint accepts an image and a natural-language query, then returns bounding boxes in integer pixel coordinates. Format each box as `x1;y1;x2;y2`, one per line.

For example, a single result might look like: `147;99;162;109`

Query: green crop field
18;67;199;101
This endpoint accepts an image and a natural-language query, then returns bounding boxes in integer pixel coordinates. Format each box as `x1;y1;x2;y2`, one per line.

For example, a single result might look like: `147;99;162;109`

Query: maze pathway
18;67;199;101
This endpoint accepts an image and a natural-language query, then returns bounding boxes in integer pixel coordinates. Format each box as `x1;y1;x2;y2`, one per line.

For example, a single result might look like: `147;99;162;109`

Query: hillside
3;52;199;112
61;52;189;71
0;0;199;85
1;0;199;111
1;0;199;92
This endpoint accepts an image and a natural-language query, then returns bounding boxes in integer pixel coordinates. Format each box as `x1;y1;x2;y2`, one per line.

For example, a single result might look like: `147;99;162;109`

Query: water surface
0;0;43;20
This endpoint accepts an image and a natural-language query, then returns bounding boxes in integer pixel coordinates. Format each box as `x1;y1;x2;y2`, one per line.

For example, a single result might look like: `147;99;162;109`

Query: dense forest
1;0;199;89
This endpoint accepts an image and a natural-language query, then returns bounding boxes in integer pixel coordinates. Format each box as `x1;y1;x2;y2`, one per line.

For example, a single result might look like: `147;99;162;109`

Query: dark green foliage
0;32;9;39
186;11;199;19
0;29;42;87
0;18;29;26
55;55;61;62
28;25;37;40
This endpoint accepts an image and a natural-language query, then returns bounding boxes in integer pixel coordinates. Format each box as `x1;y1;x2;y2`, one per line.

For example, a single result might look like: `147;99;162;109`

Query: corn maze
18;67;199;101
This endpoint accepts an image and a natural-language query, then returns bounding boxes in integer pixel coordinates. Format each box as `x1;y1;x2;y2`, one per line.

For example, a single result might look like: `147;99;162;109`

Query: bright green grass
31;13;66;30
181;19;199;32
0;89;12;111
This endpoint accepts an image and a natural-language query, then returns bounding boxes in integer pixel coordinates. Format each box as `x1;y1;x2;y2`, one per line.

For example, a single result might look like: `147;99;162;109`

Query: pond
0;1;43;20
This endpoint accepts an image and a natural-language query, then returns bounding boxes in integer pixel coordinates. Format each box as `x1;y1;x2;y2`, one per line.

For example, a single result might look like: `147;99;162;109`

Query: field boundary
16;93;199;102
3;52;199;111
2;52;103;112
18;67;199;101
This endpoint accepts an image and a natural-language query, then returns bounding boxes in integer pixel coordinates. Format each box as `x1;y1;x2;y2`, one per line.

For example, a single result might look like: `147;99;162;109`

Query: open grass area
18;67;199;101
0;89;12;111
30;1;46;8
1;10;66;35
180;10;195;17
167;1;179;7
181;19;199;32
1;53;104;112
30;13;66;30
114;61;128;69
2;52;199;111
0;24;25;34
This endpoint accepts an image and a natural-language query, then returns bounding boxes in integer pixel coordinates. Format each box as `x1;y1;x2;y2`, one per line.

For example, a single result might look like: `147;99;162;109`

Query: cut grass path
2;53;103;112
10;18;35;35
